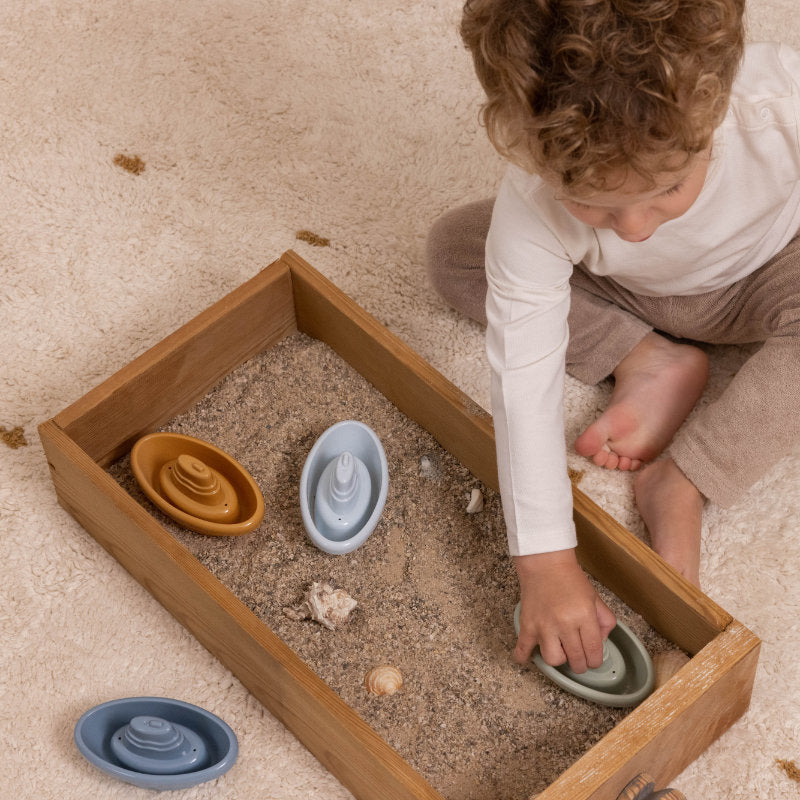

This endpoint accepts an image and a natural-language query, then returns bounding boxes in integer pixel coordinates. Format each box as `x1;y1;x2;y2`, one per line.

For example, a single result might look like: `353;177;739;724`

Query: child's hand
513;549;617;673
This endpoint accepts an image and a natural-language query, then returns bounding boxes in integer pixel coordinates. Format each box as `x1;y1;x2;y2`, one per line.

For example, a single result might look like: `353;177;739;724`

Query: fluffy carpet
2;1;799;798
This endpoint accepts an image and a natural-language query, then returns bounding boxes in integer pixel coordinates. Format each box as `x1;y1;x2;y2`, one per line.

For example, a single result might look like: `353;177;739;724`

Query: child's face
555;150;711;243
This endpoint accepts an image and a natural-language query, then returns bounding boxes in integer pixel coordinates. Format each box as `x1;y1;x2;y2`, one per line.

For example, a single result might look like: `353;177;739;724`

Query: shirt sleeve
485;171;578;556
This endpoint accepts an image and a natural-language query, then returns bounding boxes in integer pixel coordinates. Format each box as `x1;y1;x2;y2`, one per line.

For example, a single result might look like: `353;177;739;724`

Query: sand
109;332;674;800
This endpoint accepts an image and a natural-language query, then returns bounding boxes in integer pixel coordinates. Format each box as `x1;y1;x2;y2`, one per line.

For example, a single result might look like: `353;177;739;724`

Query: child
426;0;800;674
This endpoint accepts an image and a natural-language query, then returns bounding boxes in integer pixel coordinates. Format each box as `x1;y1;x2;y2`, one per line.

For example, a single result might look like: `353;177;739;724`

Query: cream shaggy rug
2;1;799;798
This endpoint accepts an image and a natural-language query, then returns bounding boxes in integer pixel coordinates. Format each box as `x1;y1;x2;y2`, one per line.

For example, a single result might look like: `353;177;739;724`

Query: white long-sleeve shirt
486;42;800;556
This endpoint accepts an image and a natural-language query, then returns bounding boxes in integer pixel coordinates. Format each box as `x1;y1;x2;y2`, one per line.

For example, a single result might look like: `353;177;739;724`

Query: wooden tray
39;250;760;800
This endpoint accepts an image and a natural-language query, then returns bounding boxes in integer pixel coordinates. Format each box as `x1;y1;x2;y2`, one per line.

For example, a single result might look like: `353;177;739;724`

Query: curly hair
461;0;745;191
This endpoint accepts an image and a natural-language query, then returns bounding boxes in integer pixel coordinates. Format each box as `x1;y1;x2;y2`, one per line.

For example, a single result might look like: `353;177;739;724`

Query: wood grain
55;264;297;467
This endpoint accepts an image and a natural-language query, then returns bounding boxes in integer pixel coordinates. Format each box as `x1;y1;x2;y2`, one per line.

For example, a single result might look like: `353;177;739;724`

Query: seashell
365;665;403;696
465;487;484;513
653;649;690;690
282;581;357;631
418;454;440;479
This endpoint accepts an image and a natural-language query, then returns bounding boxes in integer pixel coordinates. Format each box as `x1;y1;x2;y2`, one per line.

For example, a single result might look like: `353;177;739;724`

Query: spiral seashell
365;665;403;696
282;582;357;631
653;649;690;690
465;487;484;513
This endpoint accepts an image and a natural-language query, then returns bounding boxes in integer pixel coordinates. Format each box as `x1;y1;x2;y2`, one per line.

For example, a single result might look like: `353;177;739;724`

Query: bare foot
574;332;709;470
634;458;704;586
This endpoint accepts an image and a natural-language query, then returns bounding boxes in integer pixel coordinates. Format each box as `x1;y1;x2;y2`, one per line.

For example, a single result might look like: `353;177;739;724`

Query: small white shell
365;665;403;696
465;487;484;513
282;581;357;631
418;454;440;479
653;649;690;690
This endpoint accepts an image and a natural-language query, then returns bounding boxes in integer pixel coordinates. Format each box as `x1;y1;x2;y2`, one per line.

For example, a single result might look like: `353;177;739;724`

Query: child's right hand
513;549;617;673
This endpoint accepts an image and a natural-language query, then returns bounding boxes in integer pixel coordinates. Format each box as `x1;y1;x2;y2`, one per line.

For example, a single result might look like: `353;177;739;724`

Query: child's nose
612;207;650;237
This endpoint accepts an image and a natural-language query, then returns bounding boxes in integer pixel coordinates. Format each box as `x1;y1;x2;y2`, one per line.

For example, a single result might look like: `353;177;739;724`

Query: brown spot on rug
777;758;800;783
113;153;145;175
296;230;330;247
1;425;27;449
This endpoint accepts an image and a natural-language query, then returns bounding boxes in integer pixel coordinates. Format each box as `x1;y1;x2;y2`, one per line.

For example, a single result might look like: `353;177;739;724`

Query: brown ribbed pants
425;198;800;507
